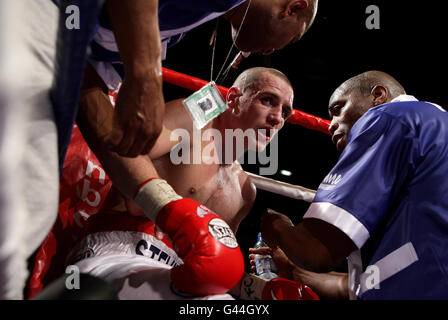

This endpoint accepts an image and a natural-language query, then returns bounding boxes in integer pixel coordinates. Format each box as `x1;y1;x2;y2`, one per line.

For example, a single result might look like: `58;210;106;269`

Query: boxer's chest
154;156;246;229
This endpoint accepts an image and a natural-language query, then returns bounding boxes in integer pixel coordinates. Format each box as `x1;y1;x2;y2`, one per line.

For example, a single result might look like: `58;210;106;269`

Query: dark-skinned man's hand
106;74;165;157
261;208;295;249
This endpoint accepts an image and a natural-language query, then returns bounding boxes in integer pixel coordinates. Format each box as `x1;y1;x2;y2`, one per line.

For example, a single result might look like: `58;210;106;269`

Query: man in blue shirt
261;70;448;299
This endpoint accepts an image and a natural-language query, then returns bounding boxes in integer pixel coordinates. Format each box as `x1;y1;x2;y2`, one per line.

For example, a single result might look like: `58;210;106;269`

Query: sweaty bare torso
106;142;256;234
153;155;254;232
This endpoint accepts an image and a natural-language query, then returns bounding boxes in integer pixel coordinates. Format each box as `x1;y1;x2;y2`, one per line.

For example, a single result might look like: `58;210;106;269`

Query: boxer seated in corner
68;63;318;300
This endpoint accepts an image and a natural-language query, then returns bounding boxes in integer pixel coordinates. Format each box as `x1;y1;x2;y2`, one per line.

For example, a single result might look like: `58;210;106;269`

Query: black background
160;0;448;271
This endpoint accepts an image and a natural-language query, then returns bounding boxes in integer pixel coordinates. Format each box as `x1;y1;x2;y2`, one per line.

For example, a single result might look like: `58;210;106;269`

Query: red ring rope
162;67;331;135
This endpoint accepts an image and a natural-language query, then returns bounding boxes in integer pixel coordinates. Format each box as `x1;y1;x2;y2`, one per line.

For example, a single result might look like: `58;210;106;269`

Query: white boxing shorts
67;212;234;300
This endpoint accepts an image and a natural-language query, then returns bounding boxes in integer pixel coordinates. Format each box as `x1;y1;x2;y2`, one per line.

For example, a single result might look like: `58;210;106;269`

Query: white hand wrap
134;179;182;222
239;273;268;300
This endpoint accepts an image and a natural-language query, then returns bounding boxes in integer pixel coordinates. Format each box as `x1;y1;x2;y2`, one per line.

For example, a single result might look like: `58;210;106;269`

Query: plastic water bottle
253;232;278;279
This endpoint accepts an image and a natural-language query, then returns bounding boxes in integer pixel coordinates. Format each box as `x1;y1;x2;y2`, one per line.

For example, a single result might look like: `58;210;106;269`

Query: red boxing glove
134;179;244;296
240;273;319;300
262;278;319;300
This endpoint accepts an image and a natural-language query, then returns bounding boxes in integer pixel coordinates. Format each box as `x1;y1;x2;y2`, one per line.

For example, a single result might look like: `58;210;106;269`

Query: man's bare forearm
292;268;349;300
265;219;337;273
279;224;338;272
106;0;162;80
262;210;357;274
104;0;165;156
77;64;159;199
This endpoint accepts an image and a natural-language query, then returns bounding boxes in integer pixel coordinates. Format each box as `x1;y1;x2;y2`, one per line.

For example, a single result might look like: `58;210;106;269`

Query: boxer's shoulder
232;161;256;203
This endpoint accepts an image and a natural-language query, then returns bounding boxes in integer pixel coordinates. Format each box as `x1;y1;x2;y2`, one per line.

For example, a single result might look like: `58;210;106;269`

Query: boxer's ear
226;87;242;113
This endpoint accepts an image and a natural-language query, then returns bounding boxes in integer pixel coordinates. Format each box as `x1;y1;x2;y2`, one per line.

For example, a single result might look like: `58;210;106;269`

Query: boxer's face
236;73;294;151
328;86;372;152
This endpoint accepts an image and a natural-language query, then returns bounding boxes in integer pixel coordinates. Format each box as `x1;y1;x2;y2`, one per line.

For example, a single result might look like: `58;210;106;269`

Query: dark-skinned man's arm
77;63;159;199
77;62;193;201
249;245;349;300
104;0;165;157
261;209;357;273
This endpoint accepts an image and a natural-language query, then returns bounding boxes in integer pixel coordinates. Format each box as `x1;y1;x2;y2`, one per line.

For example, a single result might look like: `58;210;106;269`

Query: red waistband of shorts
83;210;174;250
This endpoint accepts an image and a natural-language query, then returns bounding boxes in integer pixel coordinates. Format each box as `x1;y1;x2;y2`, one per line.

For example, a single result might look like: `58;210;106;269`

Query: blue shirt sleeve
314;108;418;236
91;0;244;64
